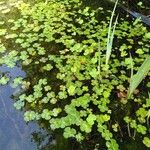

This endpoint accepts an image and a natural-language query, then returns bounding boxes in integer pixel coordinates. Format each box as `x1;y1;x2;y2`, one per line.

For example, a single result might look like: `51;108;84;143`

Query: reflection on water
0;65;71;150
0;65;35;150
0;65;55;150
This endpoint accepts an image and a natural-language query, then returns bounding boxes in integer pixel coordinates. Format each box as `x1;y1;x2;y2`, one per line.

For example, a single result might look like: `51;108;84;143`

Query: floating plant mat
0;0;150;149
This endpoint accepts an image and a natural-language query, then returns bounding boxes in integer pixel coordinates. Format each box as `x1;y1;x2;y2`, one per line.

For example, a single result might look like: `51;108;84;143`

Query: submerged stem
133;130;136;139
127;124;131;137
147;116;150;127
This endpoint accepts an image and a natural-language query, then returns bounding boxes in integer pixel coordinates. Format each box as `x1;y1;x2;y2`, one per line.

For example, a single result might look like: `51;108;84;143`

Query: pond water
0;65;76;149
0;1;77;149
0;66;148;149
0;65;60;150
0;66;81;149
0;0;150;150
0;65;38;150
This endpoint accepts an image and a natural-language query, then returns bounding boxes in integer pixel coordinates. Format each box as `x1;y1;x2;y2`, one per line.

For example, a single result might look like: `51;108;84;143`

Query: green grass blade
106;0;118;65
107;0;118;43
130;53;134;78
109;14;119;50
128;56;150;98
98;38;101;78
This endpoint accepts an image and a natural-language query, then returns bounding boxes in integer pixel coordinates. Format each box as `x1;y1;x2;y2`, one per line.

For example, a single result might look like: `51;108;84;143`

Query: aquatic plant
128;56;150;98
0;0;150;149
105;0;118;67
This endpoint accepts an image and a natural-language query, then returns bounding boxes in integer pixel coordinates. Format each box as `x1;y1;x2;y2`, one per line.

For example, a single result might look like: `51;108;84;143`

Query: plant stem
105;0;118;66
118;123;123;137
147;116;149;126
98;38;101;79
127;124;131;137
133;129;136;139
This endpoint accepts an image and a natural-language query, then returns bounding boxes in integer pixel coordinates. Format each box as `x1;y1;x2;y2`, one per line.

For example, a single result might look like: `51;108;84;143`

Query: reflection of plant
0;0;150;149
30;128;56;150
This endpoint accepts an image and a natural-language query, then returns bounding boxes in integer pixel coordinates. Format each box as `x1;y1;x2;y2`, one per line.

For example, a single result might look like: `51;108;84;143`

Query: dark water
0;66;148;149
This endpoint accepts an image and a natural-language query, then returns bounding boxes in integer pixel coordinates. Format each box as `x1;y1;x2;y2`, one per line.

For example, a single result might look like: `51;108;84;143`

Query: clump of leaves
0;75;9;85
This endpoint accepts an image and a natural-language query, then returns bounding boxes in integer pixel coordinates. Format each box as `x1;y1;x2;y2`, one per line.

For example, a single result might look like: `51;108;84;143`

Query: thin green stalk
133;129;136;139
127;53;134;100
147;93;150;126
147;116;149;127
98;38;101;79
127;124;131;137
109;14;119;49
105;0;118;66
130;54;134;78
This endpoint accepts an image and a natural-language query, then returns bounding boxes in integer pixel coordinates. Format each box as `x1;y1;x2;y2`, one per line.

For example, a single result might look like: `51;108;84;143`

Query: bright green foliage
0;29;6;36
14;99;25;110
136;125;147;135
0;50;19;67
68;85;76;96
0;44;6;53
143;137;150;148
63;127;76;138
43;64;53;71
106;139;119;150
11;77;23;88
41;109;51;120
145;33;150;39
0;0;150;149
80;121;91;133
0;76;9;85
112;123;118;132
24;111;40;121
86;114;96;125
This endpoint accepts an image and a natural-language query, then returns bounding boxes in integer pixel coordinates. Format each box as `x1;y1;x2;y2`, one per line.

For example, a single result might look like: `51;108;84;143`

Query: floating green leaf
68;85;76;96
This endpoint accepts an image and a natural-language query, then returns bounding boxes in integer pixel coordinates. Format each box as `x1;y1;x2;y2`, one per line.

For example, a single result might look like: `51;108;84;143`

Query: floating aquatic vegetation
0;0;150;149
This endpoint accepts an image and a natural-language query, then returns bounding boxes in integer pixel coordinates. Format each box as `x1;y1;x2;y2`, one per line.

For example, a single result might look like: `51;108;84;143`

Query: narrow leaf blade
128;56;150;98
